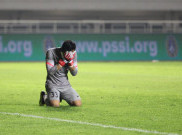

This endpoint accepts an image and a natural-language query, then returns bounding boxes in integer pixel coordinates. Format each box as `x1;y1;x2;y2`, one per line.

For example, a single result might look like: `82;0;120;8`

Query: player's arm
46;50;63;75
68;52;78;76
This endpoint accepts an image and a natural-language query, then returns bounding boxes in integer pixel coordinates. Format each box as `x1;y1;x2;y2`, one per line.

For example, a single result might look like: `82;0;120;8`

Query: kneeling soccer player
39;40;81;107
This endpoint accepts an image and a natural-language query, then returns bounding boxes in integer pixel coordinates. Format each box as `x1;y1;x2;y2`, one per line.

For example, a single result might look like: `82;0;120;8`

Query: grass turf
0;62;181;135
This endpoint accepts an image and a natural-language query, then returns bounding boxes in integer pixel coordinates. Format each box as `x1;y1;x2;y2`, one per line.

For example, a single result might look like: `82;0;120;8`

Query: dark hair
61;40;76;52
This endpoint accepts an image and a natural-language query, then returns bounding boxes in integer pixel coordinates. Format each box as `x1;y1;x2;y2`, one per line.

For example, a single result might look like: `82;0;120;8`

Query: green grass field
0;62;181;135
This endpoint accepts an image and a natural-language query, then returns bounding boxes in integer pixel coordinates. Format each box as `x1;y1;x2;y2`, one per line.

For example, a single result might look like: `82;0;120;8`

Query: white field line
0;112;178;135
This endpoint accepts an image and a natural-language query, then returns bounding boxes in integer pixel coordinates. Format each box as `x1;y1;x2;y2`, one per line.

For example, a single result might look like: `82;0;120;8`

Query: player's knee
52;104;60;107
76;102;82;107
50;100;60;107
71;100;82;107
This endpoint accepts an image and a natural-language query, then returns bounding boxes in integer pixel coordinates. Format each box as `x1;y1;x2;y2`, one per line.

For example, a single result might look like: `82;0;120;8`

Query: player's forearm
46;58;62;75
69;66;78;76
57;64;62;70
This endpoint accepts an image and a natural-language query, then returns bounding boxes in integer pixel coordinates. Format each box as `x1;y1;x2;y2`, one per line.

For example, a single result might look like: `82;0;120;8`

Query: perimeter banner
0;34;181;61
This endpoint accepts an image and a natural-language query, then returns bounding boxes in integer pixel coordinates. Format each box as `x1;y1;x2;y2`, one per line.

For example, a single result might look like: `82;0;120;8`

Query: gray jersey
45;48;78;88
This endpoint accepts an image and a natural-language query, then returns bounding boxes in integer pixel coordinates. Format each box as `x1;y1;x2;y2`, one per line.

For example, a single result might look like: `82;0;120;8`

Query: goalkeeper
39;40;81;107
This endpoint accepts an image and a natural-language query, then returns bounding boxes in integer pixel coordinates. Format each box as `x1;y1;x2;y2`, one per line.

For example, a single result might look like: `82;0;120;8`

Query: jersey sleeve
46;49;59;75
69;52;78;76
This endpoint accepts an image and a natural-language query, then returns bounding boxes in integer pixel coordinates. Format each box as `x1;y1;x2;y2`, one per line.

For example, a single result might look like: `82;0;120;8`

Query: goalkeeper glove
59;59;67;67
68;60;74;67
64;51;76;61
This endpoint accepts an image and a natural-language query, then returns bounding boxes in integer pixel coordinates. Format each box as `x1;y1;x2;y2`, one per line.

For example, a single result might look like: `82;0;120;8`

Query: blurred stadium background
0;0;182;61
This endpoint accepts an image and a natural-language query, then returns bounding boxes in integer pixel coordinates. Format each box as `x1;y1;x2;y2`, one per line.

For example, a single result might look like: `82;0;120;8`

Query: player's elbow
71;71;77;76
47;68;57;76
70;68;78;76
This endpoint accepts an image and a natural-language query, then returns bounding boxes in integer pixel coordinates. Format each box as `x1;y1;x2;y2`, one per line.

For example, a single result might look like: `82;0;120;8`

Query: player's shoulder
46;47;59;54
46;47;56;52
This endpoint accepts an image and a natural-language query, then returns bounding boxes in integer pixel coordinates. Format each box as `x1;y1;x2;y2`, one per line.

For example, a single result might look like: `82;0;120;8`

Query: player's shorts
45;84;81;104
